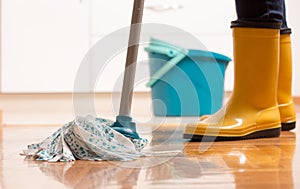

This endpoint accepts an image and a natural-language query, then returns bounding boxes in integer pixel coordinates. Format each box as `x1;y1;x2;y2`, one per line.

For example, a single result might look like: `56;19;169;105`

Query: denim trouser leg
235;0;290;33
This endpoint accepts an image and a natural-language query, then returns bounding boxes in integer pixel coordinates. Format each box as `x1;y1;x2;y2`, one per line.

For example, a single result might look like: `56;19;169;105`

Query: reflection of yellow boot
184;26;282;141
278;33;296;131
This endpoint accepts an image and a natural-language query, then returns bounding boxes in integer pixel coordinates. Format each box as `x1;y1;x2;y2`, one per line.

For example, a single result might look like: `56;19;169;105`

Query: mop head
21;115;148;162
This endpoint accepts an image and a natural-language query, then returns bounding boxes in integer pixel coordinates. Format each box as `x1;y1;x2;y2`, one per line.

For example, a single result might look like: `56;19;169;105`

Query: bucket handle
145;45;188;87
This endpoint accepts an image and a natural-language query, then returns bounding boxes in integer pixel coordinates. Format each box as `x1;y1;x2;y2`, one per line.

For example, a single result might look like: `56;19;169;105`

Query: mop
21;0;148;162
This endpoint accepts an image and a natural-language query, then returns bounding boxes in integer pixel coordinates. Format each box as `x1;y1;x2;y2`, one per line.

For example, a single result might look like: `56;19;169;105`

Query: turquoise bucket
145;38;231;116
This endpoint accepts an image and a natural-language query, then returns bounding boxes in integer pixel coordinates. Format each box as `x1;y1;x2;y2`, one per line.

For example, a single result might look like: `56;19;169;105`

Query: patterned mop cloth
21;115;149;162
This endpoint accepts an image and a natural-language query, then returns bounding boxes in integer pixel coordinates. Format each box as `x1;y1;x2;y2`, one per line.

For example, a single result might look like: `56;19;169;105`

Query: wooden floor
0;102;299;188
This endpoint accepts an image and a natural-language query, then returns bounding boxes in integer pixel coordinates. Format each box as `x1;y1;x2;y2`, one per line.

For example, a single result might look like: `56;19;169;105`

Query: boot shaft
278;34;293;104
278;33;296;125
232;27;280;109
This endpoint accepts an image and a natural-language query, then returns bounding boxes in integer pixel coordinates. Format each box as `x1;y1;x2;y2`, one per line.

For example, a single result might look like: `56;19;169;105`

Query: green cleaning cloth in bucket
21;115;148;162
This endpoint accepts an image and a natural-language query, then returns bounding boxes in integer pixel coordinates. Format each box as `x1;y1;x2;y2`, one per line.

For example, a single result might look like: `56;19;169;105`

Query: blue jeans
235;0;290;33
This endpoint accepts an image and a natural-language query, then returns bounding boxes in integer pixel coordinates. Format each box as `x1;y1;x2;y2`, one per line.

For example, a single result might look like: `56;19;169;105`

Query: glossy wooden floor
0;106;299;189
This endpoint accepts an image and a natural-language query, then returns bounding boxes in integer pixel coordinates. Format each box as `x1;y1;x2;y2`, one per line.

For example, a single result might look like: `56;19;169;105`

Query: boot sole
183;127;281;142
281;122;296;131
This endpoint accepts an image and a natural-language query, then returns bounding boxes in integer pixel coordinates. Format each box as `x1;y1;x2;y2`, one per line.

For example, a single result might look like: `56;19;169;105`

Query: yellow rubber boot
184;27;281;141
278;34;296;131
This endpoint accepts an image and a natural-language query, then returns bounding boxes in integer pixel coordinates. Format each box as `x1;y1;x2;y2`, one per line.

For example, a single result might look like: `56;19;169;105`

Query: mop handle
119;0;145;116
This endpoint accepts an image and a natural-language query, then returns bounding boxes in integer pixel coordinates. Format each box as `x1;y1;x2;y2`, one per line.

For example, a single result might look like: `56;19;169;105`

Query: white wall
1;0;299;95
287;0;300;96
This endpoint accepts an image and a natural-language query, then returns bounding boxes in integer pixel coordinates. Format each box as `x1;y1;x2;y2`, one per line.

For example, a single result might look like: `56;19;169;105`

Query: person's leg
281;0;290;33
278;1;296;131
234;0;296;131
235;0;284;24
184;0;284;141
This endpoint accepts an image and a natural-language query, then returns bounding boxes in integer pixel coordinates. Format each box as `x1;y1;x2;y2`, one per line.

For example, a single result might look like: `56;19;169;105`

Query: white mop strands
21;115;148;162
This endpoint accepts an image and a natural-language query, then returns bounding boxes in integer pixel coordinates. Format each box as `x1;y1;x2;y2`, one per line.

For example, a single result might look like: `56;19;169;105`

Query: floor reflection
24;141;237;189
0;127;3;189
26;154;235;189
185;131;296;189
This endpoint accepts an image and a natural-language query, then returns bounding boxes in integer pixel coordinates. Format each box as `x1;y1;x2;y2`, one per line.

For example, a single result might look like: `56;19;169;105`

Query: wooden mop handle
119;0;145;116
